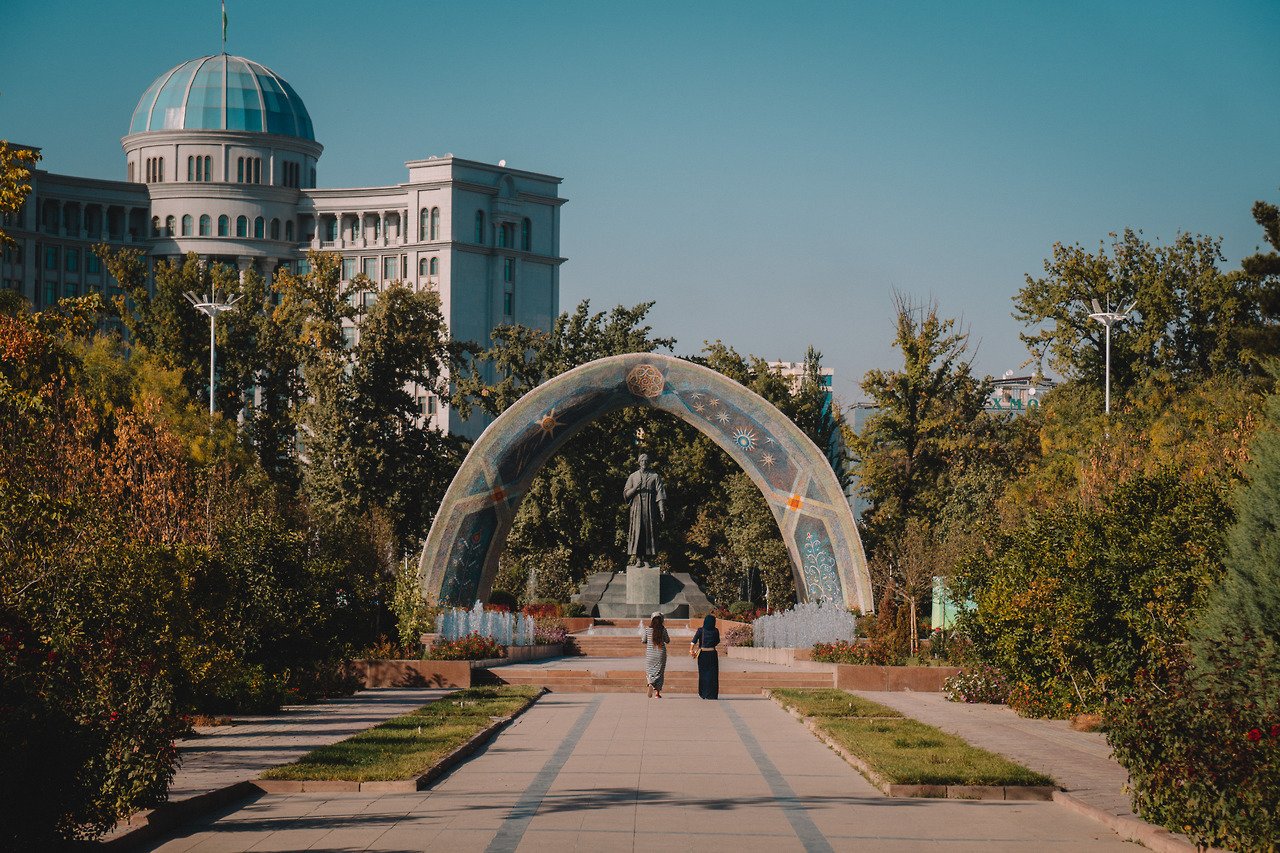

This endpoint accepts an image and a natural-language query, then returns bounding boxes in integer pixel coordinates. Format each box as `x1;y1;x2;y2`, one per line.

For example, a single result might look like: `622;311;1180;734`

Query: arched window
237;158;244;183
522;217;531;252
270;218;280;240
197;156;204;182
310;167;316;187
151;216;160;236
158;158;164;182
187;156;194;181
429;256;439;276
373;217;381;240
199;214;211;236
165;215;175;235
254;217;265;239
431;207;440;240
204;155;211;181
218;214;229;236
420;208;429;241
326;217;338;241
419;257;428;277
285;220;294;241
236;215;247;237
351;217;361;240
128;161;134;182
475;210;485;244
181;214;193;236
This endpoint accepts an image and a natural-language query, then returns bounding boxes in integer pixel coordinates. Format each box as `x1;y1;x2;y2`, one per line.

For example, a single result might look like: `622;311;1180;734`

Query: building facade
0;53;566;439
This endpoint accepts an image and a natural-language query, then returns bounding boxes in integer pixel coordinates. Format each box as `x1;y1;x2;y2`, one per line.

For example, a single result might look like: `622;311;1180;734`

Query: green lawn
260;685;542;782
772;689;1052;787
770;688;904;718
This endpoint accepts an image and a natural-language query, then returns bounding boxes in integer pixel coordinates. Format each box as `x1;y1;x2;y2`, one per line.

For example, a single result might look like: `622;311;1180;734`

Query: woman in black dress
691;614;720;700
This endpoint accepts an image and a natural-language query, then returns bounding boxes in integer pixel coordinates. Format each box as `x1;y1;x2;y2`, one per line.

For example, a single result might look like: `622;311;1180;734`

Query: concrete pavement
141;692;1138;852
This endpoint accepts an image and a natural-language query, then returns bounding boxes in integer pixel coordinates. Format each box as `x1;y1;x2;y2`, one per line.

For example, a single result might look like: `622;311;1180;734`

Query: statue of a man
624;453;666;567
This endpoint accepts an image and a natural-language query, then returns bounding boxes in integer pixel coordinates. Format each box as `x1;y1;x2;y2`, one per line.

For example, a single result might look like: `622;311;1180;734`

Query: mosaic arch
419;353;875;613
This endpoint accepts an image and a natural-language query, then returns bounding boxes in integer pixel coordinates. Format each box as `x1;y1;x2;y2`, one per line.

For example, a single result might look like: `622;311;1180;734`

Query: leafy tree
1192;380;1280;663
0;140;40;246
276;255;463;550
1105;383;1280;851
851;294;990;550
1015;229;1275;396
954;471;1230;716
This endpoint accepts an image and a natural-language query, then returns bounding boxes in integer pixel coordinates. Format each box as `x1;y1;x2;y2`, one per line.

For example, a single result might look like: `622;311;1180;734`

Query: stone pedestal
626;565;660;607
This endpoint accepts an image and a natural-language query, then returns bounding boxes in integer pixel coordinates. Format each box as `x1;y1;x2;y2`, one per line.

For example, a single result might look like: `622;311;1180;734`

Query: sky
5;0;1278;404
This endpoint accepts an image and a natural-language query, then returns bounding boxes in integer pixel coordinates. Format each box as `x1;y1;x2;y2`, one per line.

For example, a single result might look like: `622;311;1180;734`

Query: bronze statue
624;453;666;567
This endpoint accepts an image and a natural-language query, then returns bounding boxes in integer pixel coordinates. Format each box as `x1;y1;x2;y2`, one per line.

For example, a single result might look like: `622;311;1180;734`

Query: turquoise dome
128;55;314;140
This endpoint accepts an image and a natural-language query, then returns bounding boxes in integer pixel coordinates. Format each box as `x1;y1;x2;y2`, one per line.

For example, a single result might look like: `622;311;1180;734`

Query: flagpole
221;1;227;53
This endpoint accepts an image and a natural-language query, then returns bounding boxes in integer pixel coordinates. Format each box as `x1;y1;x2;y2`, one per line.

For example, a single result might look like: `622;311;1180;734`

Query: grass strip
770;688;904;719
772;689;1052;787
260;685;542;782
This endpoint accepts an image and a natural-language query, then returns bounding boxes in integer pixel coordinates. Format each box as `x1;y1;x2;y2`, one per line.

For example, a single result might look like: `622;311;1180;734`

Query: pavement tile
141;684;1146;852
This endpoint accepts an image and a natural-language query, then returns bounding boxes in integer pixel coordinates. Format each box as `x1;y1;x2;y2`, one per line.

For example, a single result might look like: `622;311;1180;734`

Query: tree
0;141;40;247
851;294;990;550
276;254;463;550
1014;229;1275;397
954;471;1230;716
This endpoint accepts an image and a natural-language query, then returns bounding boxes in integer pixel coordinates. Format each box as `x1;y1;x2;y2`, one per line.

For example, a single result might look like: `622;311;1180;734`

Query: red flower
109;711;119;722
1270;724;1280;739
1246;728;1262;742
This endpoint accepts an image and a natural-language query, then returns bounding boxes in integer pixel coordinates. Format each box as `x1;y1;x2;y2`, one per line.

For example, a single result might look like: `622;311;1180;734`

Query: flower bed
425;633;506;661
812;639;901;666
943;664;1011;704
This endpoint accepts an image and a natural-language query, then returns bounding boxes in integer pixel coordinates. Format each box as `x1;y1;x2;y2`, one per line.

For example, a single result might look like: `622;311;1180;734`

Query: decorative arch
419;353;874;612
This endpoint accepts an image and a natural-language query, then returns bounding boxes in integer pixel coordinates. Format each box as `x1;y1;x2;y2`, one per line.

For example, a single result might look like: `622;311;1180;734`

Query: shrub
425;633;506;661
1105;637;1280;851
1005;679;1081;719
562;602;587;618
533;623;568;646
358;635;420;660
811;639;902;666
522;601;563;619
488;590;519;612
953;471;1231;715
943;664;1010;704
724;625;753;647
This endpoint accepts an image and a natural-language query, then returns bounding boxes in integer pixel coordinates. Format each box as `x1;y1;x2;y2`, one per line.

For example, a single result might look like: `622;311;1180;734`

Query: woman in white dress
643;612;670;698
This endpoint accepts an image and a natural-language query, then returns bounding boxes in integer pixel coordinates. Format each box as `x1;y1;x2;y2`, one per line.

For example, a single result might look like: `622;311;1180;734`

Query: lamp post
1086;296;1136;415
184;290;242;415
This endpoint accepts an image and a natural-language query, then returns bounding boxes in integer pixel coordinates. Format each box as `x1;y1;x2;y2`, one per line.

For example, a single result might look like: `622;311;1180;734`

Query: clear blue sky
5;1;1278;403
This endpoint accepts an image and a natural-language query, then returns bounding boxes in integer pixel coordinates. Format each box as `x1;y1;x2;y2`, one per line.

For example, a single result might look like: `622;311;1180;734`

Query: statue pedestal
625;565;660;608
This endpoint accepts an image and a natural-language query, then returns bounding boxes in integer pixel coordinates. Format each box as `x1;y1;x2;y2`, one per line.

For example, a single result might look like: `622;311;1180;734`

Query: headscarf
699;613;720;648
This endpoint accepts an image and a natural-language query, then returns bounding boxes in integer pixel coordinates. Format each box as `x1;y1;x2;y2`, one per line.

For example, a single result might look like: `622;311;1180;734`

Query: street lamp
1086;295;1136;415
184;290;243;415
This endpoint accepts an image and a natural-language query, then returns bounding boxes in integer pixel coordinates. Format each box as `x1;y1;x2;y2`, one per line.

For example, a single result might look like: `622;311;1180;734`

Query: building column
237;256;255;284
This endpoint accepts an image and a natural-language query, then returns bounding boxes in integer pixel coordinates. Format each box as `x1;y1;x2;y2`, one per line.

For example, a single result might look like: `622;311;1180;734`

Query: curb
103;688;545;849
252;687;546;794
100;781;260;850
765;690;1055;801
1051;791;1217;853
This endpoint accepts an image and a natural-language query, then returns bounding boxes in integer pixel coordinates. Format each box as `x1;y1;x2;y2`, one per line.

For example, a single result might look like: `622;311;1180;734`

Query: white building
0;53;566;439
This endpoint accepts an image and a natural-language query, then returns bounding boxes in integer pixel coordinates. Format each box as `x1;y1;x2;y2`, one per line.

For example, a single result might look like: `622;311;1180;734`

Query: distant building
985;372;1055;415
0;53;566;439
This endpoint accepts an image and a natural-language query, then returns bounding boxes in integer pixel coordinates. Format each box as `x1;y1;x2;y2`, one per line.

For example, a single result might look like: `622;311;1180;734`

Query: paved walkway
142;693;1137;852
855;692;1131;816
168;689;450;800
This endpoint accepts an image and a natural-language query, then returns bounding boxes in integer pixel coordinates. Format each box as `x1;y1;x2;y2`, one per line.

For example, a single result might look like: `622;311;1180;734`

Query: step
479;667;833;693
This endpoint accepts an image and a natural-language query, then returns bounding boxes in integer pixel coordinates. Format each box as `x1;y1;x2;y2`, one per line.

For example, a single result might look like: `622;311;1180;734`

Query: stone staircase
478;666;834;695
564;619;695;658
